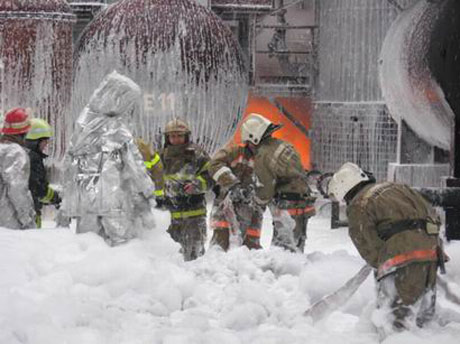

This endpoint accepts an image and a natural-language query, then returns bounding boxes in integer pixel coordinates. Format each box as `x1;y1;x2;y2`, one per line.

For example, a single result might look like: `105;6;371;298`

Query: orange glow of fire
232;94;312;169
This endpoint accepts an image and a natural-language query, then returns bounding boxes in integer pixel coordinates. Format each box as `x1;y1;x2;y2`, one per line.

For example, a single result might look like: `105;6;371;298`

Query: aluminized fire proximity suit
253;137;315;252
62;71;155;245
0;135;36;229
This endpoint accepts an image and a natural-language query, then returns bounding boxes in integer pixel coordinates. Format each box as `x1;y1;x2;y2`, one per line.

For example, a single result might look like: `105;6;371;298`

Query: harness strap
378;219;427;241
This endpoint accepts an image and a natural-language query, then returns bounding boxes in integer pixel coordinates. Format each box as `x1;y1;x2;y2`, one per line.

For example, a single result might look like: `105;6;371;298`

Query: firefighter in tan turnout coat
328;162;445;332
208;139;263;251
138;119;212;261
241;114;315;252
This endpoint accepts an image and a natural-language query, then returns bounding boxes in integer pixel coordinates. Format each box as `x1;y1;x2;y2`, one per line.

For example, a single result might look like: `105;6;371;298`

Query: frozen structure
73;0;247;154
210;1;315;168
380;0;460;240
0;0;75;159
312;0;459;186
380;1;453;151
314;0;460;240
211;0;273;10
68;1;107;42
312;0;418;181
380;0;457;187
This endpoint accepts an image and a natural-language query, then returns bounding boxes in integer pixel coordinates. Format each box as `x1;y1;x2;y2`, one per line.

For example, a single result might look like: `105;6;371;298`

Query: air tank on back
0;0;75;158
73;0;247;153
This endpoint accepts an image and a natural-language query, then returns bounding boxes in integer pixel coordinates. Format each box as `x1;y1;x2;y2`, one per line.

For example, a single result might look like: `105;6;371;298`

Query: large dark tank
74;0;247;153
0;0;75;158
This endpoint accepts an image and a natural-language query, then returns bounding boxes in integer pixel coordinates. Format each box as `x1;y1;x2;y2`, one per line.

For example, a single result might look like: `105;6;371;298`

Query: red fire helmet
1;107;31;135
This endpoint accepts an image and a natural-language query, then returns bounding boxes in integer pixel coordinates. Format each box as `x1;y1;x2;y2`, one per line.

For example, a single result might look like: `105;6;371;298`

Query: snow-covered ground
1;203;459;344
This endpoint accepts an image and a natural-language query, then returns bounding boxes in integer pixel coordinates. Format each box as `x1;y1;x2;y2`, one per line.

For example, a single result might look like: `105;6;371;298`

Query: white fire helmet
328;162;371;202
241;113;275;145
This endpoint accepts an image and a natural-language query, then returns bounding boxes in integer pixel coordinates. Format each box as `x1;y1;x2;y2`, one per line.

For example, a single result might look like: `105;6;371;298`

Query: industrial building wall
313;102;398;181
312;0;417;180
317;0;402;102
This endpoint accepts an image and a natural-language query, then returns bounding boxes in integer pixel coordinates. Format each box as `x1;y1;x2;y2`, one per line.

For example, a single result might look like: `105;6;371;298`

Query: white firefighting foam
1;206;459;344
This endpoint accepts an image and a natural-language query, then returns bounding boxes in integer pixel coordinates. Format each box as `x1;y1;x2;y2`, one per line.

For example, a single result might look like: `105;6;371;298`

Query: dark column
428;0;460;240
445;117;460;240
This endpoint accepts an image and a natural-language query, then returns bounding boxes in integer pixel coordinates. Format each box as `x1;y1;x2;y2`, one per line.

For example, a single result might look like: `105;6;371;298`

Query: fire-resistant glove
228;183;254;205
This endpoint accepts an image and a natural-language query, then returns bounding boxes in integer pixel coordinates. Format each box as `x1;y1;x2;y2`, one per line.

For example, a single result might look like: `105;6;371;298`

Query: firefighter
240;113;315;252
25;118;61;228
328;162;445;332
208;131;263;251
61;71;156;246
0;108;36;229
145;119;212;261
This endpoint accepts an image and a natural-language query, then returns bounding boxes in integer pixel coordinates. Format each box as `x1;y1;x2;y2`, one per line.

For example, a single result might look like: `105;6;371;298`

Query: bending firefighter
0;108;36;229
208;129;263;251
25;118;61;228
241;113;315;252
62;71;156;246
139;119;212;261
328;162;447;333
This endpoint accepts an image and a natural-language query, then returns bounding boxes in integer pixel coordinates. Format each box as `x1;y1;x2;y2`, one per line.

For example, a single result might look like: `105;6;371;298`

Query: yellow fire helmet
25;118;53;140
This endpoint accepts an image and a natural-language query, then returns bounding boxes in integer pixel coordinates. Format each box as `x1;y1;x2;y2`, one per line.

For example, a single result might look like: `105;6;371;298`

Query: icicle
72;0;248;156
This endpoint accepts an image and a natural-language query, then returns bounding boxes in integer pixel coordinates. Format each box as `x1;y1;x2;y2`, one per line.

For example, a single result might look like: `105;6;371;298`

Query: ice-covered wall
73;0;247;154
316;0;405;102
313;102;397;181
0;0;75;159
